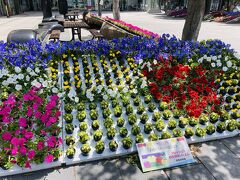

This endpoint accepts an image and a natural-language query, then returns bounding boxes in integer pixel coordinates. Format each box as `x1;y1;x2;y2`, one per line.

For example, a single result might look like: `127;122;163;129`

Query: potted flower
122;97;130;106
227;119;237;132
102;108;111;118
225;96;232;103
122;137;133;149
137;104;145;115
131;124;141;136
107;127;116;140
144;123;153;134
65;103;73;113
94;130;103;141
206;124;216;135
65;124;74;134
104;117;114;128
155;120;165;131
77;111;86;122
117;117;125;127
173;129;183;137
227;86;236;95
119;127;128;137
231;111;239;119
95;141;105;154
140;113;149;124
126;105;133;115
79;122;88;131
128;113;137;125
168;119;177;130
210;112;220;123
90;109;98;120
224;104;231;111
101;100;109;109
64;114;73;123
77;102;85;111
133;96;141;106
144;95;152;104
189;118;198;127
195;127;206;137
199;114;209;125
135;134;144;143
173;109;181;119
148;133;159;141
184;127;194;138
216;121;226;133
112;99;119;108
159;102;168;111
92;120;100;130
163;110;172;120
109;140;118;151
66;146;76;159
152;112;161;121
114;105;122;117
161;131;172;139
89;102;97;110
81;143;91;156
179;117;188;128
66;135;75;146
147;102;156;112
79;131;90;144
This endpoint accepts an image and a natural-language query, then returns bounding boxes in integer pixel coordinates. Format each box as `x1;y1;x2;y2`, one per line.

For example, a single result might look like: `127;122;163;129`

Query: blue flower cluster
0;34;236;69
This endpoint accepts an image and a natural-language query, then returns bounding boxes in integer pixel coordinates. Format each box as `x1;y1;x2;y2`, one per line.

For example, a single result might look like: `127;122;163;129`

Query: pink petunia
2;132;12;141
50;95;59;102
34;111;42;119
44;154;54;163
55;110;61;117
11;137;19;146
27;107;33;117
11;147;18;155
19;117;27;127
47;136;56;148
32;103;39;110
37;141;44;150
18;138;26;146
24;131;34;139
20;146;27;155
28;150;36;159
25;161;31;168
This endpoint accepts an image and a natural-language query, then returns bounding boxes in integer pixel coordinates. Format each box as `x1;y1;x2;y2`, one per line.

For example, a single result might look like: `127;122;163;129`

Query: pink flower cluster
105;17;160;38
0;87;62;168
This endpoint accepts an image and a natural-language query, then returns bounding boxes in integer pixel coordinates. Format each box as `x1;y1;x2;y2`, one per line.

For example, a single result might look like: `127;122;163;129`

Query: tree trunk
42;0;52;18
113;0;120;20
182;0;206;41
205;0;212;14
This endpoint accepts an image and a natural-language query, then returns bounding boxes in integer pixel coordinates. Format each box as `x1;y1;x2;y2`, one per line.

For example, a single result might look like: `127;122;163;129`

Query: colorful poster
137;137;195;172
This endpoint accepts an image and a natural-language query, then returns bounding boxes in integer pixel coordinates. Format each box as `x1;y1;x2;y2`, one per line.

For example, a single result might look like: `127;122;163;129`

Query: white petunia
15;84;22;91
15;67;21;73
198;57;203;63
225;56;228;61
153;60;157;65
122;87;128;93
212;56;217;61
216;62;222;67
222;66;228;72
17;74;24;80
203;55;207;59
52;87;58;93
103;95;108;100
35;67;40;73
75;97;79;103
38;78;44;83
27;67;32;73
39;89;43;94
2;80;8;86
206;57;211;62
42;81;48;87
139;59;143;64
218;55;222;59
89;97;94;102
226;61;232;67
26;75;30;81
211;63;216;67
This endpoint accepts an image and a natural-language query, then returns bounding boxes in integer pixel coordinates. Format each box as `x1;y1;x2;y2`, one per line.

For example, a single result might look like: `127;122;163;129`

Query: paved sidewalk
0;11;239;52
1;136;239;180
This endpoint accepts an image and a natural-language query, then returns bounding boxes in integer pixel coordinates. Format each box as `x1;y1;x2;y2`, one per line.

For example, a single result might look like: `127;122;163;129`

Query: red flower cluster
143;58;221;117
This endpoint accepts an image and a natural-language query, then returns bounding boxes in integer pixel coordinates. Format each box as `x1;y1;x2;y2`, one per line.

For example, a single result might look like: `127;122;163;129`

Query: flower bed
105;17;159;39
0;35;239;175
